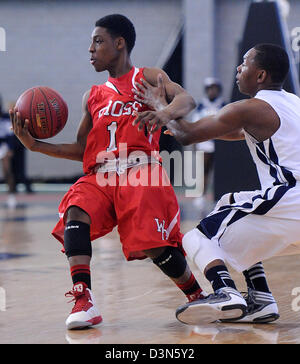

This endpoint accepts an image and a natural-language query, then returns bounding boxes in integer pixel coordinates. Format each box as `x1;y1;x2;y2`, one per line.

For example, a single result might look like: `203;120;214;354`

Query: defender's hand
132;108;172;133
132;73;167;111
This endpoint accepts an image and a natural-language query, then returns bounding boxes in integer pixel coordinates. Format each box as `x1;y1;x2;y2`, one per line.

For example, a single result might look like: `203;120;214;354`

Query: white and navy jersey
198;89;300;242
245;89;300;189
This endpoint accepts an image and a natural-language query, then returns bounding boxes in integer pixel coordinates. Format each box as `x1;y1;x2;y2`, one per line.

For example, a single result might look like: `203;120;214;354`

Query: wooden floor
0;190;300;344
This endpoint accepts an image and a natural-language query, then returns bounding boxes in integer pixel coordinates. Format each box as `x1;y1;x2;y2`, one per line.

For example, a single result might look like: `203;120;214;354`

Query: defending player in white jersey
133;43;300;324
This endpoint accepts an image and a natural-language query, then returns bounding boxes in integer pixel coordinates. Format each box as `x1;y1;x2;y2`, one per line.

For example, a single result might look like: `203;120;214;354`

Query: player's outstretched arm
165;97;280;145
10;90;93;162
132;74;246;143
165;116;246;145
167;102;248;145
133;67;196;132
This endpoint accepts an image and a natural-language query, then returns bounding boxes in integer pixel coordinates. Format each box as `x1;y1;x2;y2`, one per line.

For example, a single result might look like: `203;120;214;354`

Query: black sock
243;262;270;293
205;265;237;292
152;246;203;299
70;265;91;289
176;273;204;300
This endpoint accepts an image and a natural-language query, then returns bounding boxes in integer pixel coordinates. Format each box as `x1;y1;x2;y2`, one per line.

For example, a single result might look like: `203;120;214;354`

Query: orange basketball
15;86;68;139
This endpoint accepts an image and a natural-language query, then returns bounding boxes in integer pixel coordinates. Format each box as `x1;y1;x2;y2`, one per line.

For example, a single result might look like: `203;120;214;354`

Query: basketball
15;86;68;139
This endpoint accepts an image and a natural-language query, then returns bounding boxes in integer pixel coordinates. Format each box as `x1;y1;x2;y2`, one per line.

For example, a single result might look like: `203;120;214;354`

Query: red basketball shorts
52;163;183;260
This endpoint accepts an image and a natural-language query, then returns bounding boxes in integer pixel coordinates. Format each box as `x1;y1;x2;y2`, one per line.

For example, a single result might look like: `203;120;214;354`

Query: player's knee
182;228;207;260
183;228;224;273
152;246;187;278
143;246;166;259
66;206;91;224
64;220;92;258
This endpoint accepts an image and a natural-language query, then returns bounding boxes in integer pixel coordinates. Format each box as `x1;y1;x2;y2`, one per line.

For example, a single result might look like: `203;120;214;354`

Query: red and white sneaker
187;288;208;303
65;282;102;330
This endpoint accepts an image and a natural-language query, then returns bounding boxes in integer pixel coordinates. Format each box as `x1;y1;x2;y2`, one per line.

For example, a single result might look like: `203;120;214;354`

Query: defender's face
236;48;260;96
89;27;119;72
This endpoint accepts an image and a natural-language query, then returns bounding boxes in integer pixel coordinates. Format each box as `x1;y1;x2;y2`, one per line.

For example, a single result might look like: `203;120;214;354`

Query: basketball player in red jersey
10;14;206;329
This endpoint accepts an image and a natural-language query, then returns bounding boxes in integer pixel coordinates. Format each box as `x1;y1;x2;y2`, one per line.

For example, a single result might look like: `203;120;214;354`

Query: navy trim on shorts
197;137;296;240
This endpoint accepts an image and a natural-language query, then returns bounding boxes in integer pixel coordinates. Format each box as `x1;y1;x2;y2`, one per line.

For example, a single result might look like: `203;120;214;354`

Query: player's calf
148;246;207;302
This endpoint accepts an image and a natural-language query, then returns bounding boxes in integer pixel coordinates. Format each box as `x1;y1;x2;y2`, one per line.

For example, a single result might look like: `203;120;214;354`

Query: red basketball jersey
84;67;161;174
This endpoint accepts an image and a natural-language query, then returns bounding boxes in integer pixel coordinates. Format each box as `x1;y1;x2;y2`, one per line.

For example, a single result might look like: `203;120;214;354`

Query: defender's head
236;43;290;97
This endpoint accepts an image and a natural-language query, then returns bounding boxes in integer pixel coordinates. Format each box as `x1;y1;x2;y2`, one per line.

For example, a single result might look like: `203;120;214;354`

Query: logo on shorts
154;218;168;240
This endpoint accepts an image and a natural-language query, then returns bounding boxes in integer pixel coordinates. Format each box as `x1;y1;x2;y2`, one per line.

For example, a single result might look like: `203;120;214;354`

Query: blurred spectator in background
0;94;17;208
191;77;226;214
8;101;33;194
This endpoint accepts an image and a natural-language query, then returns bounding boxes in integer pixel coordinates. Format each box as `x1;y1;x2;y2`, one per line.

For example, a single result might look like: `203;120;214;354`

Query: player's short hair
253;43;290;84
95;14;136;54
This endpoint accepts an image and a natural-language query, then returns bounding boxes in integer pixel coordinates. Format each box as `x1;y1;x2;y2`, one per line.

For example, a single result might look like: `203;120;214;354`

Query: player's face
236;48;260;97
89;27;119;72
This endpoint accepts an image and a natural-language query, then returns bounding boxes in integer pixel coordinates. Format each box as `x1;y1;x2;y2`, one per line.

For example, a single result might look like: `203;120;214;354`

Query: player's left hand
132;109;172;133
9;109;36;151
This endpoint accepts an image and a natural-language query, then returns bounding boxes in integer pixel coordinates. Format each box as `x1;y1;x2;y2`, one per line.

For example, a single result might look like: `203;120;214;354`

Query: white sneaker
221;288;279;323
176;287;247;325
65;282;102;330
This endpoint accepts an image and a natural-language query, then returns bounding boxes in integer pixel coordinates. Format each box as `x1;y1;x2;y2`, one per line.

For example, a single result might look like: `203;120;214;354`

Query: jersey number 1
107;121;117;152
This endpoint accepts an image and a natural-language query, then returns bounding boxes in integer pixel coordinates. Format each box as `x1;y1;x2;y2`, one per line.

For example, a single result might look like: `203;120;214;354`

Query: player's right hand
9;109;37;151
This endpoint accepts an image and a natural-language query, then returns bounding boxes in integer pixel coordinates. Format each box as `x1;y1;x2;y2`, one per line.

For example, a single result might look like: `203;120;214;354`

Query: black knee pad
152;246;187;278
64;220;92;258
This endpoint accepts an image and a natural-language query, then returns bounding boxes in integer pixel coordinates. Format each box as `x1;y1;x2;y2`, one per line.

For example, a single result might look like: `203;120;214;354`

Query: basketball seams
33;87;47;138
46;87;62;135
29;88;34;136
54;90;68;134
61;98;68;132
39;86;54;138
32;88;42;138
